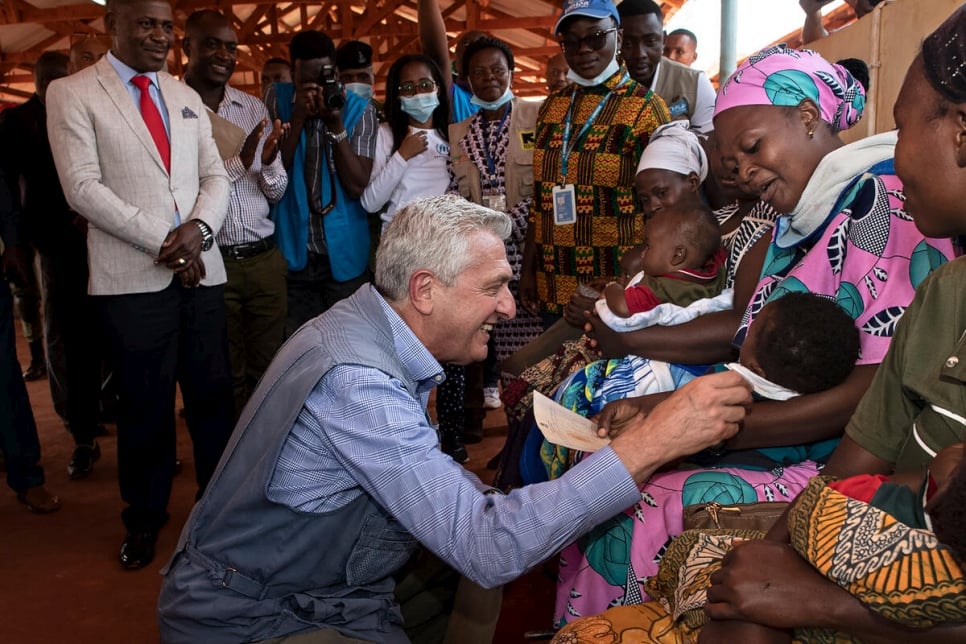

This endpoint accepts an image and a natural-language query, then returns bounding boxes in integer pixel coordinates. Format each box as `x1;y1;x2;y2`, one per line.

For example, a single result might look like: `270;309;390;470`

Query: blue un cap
555;0;621;35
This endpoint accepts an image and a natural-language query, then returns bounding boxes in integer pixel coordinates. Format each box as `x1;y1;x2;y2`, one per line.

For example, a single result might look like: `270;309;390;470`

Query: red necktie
131;75;170;172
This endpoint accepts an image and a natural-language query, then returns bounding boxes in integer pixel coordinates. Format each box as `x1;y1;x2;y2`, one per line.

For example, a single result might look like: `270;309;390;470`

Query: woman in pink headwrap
540;44;955;629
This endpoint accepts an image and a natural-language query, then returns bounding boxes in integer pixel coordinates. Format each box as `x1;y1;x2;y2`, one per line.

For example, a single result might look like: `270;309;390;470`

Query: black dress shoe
119;531;157;570
68;441;101;480
441;434;469;464
22;360;46;381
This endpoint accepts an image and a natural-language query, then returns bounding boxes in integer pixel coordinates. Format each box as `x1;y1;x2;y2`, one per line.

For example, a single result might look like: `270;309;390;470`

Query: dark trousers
40;250;101;445
97;279;234;533
436;363;485;438
0;279;45;493
223;246;288;418
286;251;369;336
10;247;42;345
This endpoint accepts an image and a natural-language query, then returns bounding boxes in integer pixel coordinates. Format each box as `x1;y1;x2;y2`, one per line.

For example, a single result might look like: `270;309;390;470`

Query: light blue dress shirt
268;286;641;587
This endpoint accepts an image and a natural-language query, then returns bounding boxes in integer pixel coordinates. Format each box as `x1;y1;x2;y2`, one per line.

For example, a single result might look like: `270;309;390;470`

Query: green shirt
846;256;966;473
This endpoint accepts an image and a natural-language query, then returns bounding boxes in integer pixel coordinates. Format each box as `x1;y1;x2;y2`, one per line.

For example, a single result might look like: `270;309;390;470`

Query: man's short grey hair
375;194;512;301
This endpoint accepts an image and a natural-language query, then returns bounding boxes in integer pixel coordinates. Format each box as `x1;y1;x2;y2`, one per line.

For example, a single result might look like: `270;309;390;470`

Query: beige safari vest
449;97;539;208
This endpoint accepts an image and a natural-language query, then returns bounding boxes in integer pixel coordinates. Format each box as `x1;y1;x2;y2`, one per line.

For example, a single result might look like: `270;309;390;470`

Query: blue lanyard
481;105;511;188
559;72;629;183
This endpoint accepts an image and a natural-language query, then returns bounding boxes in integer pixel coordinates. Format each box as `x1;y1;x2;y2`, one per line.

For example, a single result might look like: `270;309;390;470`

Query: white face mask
344;82;373;101
470;85;514;111
400;92;440;124
567;57;620;87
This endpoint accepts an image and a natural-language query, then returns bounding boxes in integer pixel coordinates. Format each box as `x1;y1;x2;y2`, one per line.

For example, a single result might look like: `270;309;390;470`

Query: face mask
400;92;440;124
470;86;514;111
344;82;373;101
568;57;620;87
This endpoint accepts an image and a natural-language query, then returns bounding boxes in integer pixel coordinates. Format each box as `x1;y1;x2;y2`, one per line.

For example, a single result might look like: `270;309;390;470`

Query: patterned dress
531;69;670;315
715;200;779;290
549;160;955;626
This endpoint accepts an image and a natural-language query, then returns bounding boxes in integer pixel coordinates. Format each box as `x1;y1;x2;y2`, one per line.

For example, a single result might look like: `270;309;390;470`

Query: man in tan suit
47;0;234;570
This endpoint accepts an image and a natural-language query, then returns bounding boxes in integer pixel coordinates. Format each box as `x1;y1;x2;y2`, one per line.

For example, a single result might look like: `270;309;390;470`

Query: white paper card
533;390;610;452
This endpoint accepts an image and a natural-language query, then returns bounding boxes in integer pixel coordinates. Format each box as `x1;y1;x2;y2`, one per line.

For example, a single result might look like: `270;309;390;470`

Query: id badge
481;193;506;212
552;184;576;225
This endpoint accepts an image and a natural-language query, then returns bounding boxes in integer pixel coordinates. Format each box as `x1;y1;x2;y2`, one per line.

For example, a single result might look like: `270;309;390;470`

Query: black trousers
0;279;45;493
285;251;369;337
40;248;101;445
97;278;234;533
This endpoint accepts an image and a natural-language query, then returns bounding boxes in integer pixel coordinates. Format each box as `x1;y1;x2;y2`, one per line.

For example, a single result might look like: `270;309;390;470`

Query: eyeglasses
558;28;619;54
397;79;437;97
469;66;509;80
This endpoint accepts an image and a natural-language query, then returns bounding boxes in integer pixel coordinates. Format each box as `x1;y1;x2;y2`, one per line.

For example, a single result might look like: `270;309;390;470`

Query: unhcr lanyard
559;71;629;184
482;105;511;189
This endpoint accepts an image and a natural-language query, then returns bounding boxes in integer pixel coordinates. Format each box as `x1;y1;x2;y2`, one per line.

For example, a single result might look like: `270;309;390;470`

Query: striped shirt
264;83;378;255
531;67;670;315
211;84;287;246
267;287;640;586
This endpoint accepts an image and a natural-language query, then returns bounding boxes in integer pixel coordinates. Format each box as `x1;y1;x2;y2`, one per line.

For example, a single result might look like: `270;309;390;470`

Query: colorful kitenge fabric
716;200;779;289
552;475;966;644
531;68;670;315
550;529;764;643
715;44;865;133
732;162;953;362
552;460;821;625
451;109;543;362
540;358;698;480
549;601;696;644
788;478;966;639
547;158;955;625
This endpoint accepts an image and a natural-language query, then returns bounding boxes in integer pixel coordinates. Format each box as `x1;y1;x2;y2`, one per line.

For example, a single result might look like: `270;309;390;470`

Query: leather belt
220;235;275;260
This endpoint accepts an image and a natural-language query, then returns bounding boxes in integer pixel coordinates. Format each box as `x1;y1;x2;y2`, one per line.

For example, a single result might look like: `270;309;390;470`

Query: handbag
682;501;789;532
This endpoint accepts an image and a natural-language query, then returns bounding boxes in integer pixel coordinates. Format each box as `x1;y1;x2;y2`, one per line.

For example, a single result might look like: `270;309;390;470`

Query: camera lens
321;81;345;110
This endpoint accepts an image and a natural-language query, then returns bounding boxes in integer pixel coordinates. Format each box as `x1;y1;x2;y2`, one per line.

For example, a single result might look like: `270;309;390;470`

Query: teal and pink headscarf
714;45;866;133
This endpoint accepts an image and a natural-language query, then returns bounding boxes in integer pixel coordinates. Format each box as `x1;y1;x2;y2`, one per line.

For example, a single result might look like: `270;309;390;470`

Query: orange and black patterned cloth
551;476;966;644
530;69;669;315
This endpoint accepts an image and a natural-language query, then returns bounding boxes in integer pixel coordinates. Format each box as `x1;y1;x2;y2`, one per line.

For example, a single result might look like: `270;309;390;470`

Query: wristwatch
194;219;215;252
327;128;349;144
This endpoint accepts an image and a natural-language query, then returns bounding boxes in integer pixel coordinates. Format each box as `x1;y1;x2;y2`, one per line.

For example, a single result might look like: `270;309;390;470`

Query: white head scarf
636;121;708;182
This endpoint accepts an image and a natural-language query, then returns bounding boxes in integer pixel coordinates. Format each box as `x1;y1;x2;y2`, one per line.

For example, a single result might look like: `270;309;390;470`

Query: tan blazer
46;56;229;296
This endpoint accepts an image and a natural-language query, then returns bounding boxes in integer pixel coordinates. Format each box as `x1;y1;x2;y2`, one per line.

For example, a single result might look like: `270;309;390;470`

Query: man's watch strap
327;128;349;143
194;219;215;252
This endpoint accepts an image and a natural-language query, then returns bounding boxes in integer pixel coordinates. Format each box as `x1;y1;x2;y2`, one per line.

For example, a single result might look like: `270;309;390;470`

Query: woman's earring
808;128;815;139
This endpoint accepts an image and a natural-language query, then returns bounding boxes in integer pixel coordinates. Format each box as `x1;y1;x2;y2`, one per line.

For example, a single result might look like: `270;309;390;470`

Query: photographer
265;30;378;332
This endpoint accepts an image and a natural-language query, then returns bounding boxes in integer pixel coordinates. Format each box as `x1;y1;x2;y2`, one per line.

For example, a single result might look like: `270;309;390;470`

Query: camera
318;64;346;111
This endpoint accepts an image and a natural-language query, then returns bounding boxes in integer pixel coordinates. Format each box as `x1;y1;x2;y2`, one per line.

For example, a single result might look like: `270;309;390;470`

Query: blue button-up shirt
268;287;640;587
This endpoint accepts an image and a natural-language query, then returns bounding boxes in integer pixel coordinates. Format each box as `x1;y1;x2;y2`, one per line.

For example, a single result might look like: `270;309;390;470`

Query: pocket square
182;106;198;119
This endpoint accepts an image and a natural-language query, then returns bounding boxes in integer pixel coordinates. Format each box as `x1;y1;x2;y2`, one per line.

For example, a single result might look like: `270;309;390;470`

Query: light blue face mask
400;92;440;124
568;57;620;87
344;82;373;101
470;85;514;111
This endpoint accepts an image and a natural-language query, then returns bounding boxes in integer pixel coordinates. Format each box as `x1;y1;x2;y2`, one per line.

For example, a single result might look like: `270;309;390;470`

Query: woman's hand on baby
594;397;652;438
563;290;597;327
705;539;844;630
398;129;429;160
583;313;629;358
